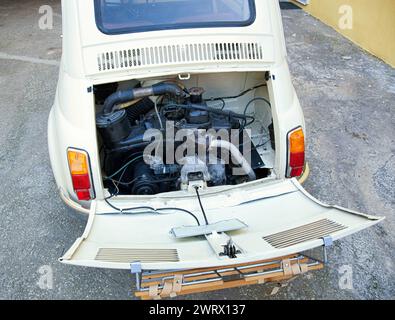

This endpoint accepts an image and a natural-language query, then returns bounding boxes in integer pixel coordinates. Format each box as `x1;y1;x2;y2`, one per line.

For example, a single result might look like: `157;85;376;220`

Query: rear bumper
298;162;310;185
59;188;90;215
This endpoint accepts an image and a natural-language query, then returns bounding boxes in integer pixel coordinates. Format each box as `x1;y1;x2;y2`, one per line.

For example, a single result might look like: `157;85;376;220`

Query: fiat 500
48;0;382;274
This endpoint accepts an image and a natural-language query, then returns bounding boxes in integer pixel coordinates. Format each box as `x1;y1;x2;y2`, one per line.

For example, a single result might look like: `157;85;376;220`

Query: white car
48;0;383;273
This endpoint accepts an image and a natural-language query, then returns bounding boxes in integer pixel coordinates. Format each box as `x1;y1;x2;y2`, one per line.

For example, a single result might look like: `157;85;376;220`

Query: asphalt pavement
0;0;393;299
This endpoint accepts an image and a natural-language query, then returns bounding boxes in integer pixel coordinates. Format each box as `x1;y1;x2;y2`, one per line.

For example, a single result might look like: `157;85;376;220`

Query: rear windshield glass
94;0;256;35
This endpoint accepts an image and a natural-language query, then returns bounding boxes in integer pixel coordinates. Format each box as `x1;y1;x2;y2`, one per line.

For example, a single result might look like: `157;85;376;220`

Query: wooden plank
140;258;309;288
135;260;324;299
136;271;284;299
141;254;299;280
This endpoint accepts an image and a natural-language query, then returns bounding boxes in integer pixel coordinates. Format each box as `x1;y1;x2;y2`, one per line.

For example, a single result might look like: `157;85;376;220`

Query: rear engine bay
95;72;276;196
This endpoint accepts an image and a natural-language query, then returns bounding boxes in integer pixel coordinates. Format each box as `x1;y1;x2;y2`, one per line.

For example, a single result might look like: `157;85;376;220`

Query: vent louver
95;248;180;263
263;219;347;249
97;42;264;72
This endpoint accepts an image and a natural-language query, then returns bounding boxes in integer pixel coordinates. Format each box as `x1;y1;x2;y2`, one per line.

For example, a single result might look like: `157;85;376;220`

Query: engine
96;83;260;195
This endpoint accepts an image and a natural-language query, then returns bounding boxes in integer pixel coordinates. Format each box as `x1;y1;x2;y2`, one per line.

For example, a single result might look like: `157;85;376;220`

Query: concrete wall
291;0;395;67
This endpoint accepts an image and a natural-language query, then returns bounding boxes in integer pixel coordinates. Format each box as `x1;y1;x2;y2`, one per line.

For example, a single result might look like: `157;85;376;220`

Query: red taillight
68;149;93;201
71;174;91;190
287;127;305;178
75;190;91;201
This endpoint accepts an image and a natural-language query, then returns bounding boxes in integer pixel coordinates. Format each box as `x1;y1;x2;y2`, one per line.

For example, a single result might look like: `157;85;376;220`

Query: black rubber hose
163;103;255;122
103;89;135;115
103;83;186;115
126;97;155;123
152;82;186;97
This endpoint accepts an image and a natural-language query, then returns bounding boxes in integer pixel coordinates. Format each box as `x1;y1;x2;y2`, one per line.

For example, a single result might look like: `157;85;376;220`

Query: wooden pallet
134;254;323;299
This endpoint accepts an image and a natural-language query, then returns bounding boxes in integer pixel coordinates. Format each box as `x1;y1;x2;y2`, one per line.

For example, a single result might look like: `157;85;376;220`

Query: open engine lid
60;179;383;270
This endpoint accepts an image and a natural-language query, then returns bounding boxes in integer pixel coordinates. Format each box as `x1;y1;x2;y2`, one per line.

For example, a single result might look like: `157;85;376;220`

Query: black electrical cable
112;175;179;187
103;197;201;226
104;155;144;180
156;208;200;226
104;196;122;210
206;83;267;102
111;166;128;195
194;186;209;225
254;138;272;149
219;98;226;110
241;97;272;130
243;97;271;115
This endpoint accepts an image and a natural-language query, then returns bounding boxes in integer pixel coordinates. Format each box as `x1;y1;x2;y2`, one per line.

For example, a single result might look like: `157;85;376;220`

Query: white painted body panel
47;0;383;270
60;179;383;270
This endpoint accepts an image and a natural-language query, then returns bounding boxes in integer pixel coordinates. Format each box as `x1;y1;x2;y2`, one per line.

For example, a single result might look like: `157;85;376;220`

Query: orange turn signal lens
289;128;305;154
67;150;89;175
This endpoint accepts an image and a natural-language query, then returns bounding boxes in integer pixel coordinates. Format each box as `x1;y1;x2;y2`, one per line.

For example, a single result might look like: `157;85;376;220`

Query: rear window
94;0;256;35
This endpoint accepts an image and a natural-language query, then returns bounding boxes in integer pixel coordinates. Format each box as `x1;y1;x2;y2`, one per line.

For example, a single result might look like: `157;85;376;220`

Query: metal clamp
321;236;333;263
130;261;142;291
301;236;333;264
